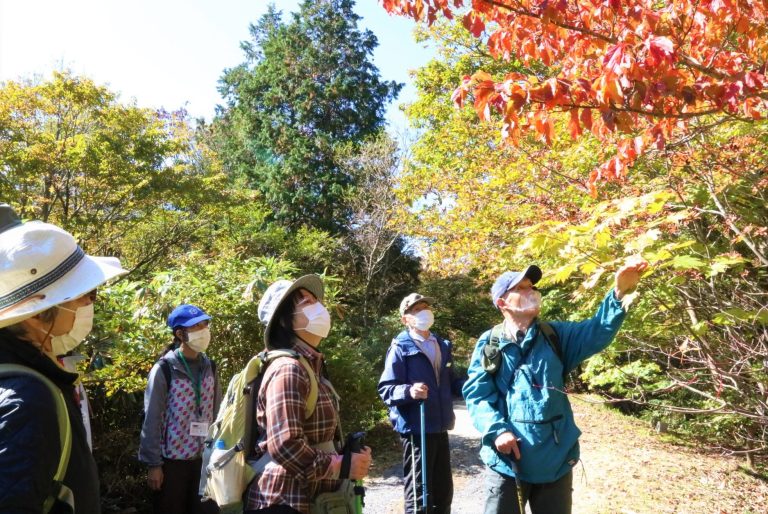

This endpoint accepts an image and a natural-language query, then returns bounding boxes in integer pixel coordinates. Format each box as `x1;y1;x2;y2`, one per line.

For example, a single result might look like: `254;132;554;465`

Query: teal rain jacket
462;290;626;484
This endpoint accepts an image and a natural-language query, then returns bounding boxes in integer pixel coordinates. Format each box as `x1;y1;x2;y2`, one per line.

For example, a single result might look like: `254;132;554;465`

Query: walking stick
511;460;525;514
420;400;428;513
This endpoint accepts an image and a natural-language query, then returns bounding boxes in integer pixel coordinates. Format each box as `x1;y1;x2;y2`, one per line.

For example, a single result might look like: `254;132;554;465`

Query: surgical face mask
408;309;434;331
295;302;331;338
50;303;94;356
185;327;211;353
502;289;542;316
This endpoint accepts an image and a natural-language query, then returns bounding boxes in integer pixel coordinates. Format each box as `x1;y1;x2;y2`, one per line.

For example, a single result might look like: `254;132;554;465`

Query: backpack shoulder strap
538;321;566;380
538;321;562;361
158;358;172;390
481;323;505;374
0;363;74;512
260;350;319;419
295;355;319;419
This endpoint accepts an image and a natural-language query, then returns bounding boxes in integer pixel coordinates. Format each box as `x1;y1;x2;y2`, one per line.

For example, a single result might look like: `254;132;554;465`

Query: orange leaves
603;43;634;77
385;0;768;195
643;36;675;69
462;11;485;37
580;107;593;133
473;77;495;121
568;108;582;139
532;111;555;145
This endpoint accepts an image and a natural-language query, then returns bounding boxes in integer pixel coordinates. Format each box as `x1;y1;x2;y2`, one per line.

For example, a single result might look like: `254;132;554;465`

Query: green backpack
0;364;74;513
201;349;319;511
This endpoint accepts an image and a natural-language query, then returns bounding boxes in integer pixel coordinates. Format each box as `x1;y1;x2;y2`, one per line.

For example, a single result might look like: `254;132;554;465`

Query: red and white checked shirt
244;340;342;513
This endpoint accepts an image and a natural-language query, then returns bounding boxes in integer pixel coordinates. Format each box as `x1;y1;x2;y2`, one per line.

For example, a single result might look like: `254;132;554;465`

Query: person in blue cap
139;304;222;514
463;257;648;514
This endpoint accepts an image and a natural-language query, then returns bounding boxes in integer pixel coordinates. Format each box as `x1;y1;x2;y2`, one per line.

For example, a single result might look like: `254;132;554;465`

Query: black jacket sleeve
0;377;61;513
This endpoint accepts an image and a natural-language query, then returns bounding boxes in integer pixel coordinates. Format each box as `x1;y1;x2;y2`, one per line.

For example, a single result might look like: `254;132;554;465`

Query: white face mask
408;309;434;331
50;303;94;356
502;289;542;316
295;302;331;338
185;327;211;353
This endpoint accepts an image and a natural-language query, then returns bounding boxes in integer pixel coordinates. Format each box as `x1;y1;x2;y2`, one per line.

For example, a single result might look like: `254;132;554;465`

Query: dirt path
364;398;767;513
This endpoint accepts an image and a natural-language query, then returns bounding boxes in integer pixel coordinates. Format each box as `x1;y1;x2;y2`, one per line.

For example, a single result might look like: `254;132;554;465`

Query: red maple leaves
382;0;768;195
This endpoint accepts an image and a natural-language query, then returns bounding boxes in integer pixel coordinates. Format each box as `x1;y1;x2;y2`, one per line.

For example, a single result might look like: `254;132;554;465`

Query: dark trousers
483;467;573;514
402;432;453;514
153;458;219;514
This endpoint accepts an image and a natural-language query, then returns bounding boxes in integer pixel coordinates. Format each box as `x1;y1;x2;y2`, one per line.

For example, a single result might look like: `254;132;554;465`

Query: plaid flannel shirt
244;340;341;513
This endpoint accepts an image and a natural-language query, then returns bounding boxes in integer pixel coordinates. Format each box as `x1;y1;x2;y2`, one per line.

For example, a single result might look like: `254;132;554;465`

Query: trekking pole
345;431;367;514
419;400;428;514
511;459;525;514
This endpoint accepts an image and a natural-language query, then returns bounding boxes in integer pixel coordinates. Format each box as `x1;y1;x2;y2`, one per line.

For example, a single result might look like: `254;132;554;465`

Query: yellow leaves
582;266;606;289
625;228;661;253
547;262;580;284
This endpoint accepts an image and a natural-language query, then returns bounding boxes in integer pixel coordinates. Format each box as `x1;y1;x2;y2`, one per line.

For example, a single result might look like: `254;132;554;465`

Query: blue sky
0;0;432;130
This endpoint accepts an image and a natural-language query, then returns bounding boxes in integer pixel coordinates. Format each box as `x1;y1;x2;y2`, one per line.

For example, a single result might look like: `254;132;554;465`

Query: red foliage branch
382;0;768;194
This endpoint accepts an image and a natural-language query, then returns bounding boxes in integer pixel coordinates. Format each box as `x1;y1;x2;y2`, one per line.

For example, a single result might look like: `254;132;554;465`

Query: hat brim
0;254;128;328
507;265;543;291
263;274;324;346
522;265;542;285
177;314;212;328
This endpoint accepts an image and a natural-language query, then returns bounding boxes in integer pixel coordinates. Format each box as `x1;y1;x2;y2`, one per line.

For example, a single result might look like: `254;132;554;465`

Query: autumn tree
392;15;768;459
215;0;402;232
384;0;768;194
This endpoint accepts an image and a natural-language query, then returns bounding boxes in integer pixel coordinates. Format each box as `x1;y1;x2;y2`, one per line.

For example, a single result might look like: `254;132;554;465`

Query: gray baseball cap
399;292;435;316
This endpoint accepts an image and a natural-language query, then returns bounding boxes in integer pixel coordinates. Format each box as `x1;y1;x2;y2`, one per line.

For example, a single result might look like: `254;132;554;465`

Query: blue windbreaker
378;331;461;435
462;290;626;483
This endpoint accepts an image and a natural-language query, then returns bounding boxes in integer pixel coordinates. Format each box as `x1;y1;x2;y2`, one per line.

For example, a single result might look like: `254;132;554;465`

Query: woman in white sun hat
243;275;372;514
0;203;127;513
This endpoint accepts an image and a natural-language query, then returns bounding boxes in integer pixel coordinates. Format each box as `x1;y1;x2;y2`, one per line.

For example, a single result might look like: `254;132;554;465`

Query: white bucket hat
257;274;324;346
0;204;128;329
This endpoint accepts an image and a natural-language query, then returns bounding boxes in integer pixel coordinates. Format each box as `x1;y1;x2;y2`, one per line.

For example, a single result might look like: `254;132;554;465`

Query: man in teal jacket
463;257;648;514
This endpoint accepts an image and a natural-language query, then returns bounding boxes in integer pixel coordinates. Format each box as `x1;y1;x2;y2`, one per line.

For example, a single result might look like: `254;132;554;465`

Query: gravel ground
362;401;483;514
361;397;768;514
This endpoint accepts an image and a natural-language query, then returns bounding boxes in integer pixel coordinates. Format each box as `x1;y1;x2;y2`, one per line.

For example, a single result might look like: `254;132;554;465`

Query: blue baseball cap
491;265;543;308
167;304;211;329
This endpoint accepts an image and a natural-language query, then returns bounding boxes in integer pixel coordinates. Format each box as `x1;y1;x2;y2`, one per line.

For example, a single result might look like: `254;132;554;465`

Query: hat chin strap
27;316;57;353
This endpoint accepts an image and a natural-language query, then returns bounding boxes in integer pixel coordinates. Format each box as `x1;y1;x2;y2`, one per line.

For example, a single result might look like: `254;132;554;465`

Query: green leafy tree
0;71;229;272
215;0;402;232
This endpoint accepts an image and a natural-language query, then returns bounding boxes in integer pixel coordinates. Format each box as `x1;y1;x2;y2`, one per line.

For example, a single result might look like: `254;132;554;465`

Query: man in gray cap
378;293;464;514
463;258;648;514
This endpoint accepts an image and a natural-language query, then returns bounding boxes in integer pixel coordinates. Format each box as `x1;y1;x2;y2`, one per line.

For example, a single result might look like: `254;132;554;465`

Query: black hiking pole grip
340;432;366;514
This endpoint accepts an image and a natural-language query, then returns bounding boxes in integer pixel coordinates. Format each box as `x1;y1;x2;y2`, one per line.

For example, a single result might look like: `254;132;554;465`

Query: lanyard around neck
176;349;202;412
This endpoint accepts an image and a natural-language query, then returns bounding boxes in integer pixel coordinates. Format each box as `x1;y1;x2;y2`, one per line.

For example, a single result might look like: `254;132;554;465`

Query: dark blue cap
167;304;211;329
491;265;543;308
